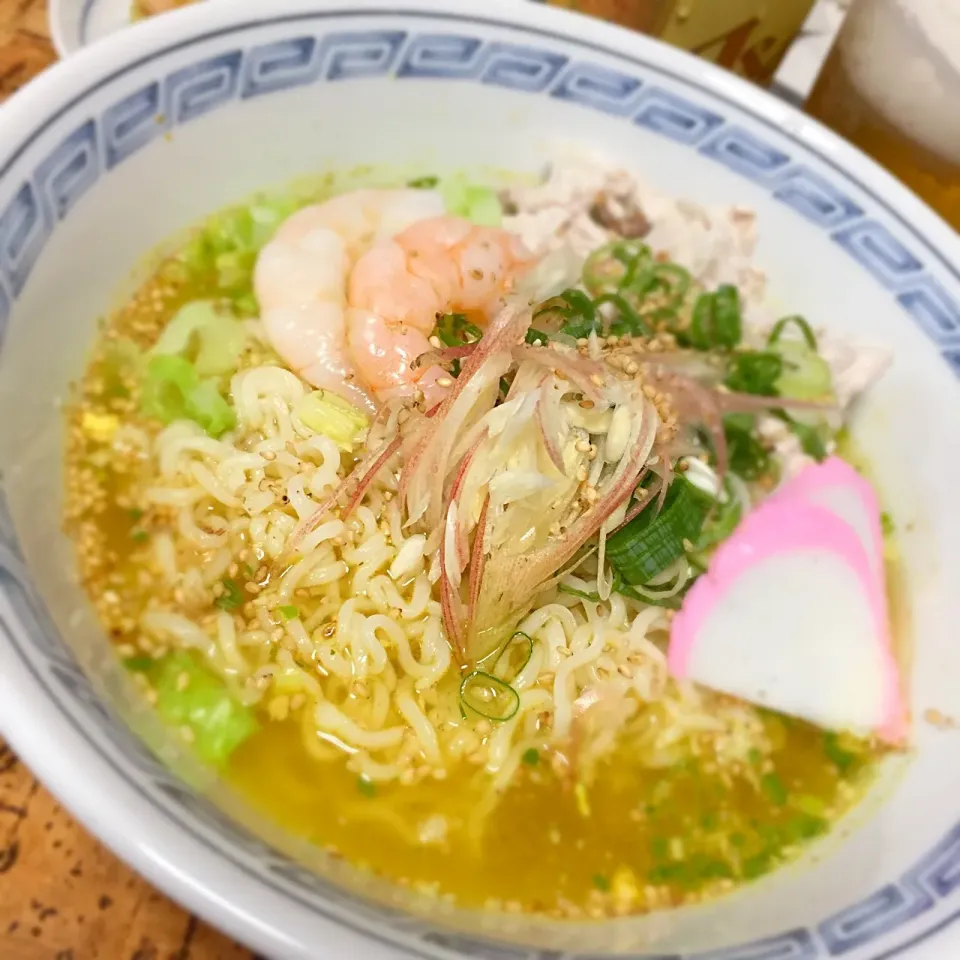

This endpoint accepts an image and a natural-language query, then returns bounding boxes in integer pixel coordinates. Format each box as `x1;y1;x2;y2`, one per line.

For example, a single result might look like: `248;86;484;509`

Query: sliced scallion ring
558;583;601;603
606;477;714;585
725;350;783;397
492;631;533;683
534;288;600;339
583;240;653;295
772;341;833;401
460;671;520;722
769;315;818;351
594;292;653;337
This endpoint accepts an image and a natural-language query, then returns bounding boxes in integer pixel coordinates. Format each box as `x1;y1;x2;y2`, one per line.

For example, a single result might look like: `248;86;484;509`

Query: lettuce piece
146;652;259;767
185;379;236;438
140;354;236;438
151;300;247;376
176;195;300;305
140;355;197;424
440;178;503;227
295;389;370;451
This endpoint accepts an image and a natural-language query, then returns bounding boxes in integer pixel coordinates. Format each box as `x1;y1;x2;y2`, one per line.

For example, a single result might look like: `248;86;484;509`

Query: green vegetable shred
522;748;540;767
216;578;244;611
140;355;236;438
146;652;259;767
606;478;714;585
491;631;533;683
689;285;742;350
460;671;520;722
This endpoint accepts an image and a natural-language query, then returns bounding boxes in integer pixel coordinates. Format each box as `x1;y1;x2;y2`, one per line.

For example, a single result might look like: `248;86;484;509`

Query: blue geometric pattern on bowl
1;15;959;960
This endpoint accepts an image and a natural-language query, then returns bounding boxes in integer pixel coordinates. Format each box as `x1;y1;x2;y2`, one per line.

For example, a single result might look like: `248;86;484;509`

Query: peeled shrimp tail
347;216;534;405
254;188;446;410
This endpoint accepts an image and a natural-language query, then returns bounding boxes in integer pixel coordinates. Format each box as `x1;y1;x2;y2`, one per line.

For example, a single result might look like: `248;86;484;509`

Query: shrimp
254;188;445;413
346;216;533;405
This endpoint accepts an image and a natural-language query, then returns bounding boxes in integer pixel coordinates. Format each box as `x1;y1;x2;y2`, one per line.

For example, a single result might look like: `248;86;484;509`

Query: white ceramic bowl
49;0;206;56
4;2;960;958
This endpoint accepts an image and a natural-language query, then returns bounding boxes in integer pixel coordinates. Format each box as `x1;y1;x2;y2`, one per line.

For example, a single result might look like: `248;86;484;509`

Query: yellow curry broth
64;191;889;919
227;710;878;914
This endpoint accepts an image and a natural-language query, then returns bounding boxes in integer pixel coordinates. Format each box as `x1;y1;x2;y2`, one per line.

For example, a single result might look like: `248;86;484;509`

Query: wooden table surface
0;4;257;959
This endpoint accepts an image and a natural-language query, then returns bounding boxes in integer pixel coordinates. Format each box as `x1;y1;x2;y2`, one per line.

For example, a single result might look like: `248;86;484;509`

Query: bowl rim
3;2;960;958
46;0;73;59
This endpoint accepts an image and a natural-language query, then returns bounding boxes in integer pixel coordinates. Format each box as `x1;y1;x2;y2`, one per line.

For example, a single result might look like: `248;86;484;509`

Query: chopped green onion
123;656;155;672
644;262;692;310
583;240;653;295
723;415;773;481
535;288;600;340
434;311;483;348
694;480;742;553
772;411;829;463
522;748;540;766
824;732;859;773
610;572;685;610
689;293;714;351
278;605;299;620
785;813;829;841
408;175;439;189
772;341;833;401
792;793;827;817
880;511;895;536
606;477;714;586
491;631;533;683
760;772;788;806
714;285;743;347
215;578;244;611
725;351;783;397
294;389;370;452
460;671;520;722
558;583;601;602
525;327;549;345
594;292;653;337
769;315;818;351
149;652;259;767
742;854;774;880
580;244;689;327
358;776;377;797
689;285;742;350
592;874;611;892
131;529;150;544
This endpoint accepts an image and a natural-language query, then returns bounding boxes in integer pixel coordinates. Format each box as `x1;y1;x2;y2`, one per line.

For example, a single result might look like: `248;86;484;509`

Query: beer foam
841;0;960;165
